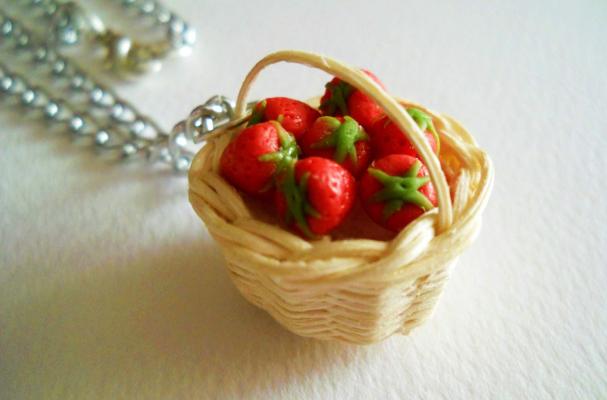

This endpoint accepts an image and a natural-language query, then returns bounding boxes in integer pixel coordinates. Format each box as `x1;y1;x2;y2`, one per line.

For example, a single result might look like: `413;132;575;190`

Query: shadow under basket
188;50;494;344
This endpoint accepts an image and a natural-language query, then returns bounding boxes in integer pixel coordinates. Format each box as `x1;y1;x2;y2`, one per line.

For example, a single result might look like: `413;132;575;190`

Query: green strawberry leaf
320;80;354;116
248;100;267;126
278;168;318;238
258;122;300;174
311;116;367;165
406;107;440;154
368;160;434;221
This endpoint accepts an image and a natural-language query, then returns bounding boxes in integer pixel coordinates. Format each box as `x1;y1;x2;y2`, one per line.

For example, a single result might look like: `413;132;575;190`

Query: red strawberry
220;121;298;196
320;69;385;130
359;154;437;232
249;97;320;139
275;157;355;236
299;116;371;177
369;107;440;160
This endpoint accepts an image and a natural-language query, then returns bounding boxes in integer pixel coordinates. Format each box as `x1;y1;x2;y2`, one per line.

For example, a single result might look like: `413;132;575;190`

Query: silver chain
14;0;197;73
0;3;237;172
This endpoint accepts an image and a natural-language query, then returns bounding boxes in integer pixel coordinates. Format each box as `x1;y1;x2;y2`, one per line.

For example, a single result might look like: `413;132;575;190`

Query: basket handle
234;50;453;232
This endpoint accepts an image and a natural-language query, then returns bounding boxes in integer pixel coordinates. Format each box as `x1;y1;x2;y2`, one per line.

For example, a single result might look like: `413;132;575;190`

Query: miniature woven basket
188;50;493;344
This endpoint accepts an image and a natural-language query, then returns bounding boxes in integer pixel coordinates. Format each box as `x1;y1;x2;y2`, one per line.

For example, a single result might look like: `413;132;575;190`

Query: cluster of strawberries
220;70;439;237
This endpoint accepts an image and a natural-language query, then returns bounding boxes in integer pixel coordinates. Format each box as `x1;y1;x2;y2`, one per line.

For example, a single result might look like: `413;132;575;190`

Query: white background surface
1;0;606;398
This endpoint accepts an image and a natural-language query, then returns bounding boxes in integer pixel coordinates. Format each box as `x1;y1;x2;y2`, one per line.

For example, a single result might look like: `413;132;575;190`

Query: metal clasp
94;30;169;75
49;1;105;46
50;2;169;75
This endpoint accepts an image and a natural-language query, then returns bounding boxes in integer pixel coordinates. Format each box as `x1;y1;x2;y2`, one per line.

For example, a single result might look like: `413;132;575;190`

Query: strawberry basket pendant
188;50;493;344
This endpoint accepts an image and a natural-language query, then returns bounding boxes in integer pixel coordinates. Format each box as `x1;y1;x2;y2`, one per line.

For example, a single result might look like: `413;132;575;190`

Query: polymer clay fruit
359;154;437;232
369;107;440;160
299;116;371;177
249;97;321;139
275;157;355;236
220;121;298;196
320;69;385;130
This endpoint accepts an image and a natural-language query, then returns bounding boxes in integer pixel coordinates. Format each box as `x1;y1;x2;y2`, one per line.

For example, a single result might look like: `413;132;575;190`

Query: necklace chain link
0;1;235;172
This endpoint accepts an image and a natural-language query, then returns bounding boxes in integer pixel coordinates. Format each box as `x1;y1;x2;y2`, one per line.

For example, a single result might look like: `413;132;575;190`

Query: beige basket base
227;258;457;343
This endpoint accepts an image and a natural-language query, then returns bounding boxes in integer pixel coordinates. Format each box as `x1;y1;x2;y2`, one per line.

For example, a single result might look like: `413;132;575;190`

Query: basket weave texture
188;51;493;344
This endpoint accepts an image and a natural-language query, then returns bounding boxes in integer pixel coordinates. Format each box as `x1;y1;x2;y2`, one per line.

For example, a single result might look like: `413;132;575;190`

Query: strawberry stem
320;80;354;116
407;107;440;153
278;167;318;238
368;160;434;220
311;116;367;165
